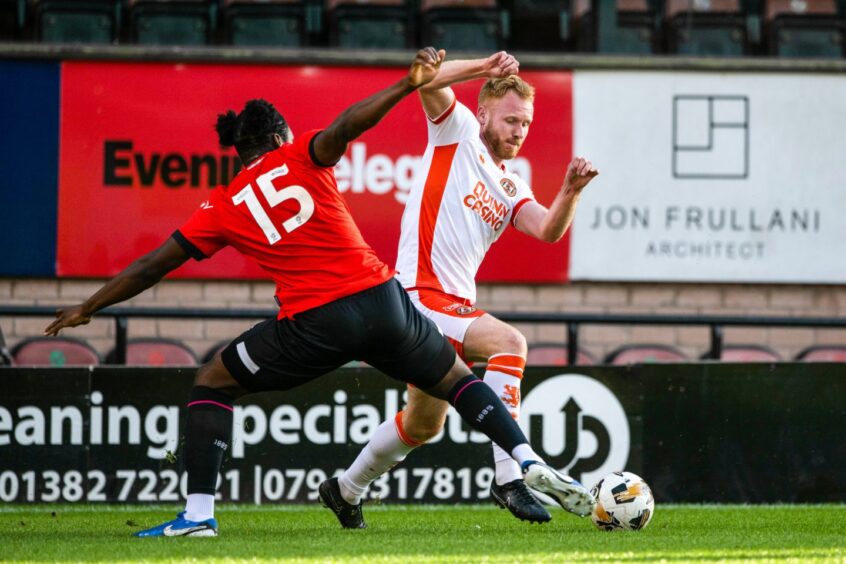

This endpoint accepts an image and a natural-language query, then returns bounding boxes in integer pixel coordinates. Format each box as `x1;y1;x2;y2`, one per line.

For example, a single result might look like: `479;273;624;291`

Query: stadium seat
0;0;26;40
765;0;844;57
508;0;572;52
106;338;198;366
11;336;101;367
327;0;411;49
222;0;305;46
572;0;593;50
526;343;597;366
35;0;117;43
604;344;688;364
420;0;503;52
712;344;781;362
795;345;846;362
0;323;14;366
573;0;656;53
665;0;747;56
128;0;214;45
615;0;657;52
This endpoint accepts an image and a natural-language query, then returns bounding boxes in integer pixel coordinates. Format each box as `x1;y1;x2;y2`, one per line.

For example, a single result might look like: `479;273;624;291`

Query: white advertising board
570;71;846;283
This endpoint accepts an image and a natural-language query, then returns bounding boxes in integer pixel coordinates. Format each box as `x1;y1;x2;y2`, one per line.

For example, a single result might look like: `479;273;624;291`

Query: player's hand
408;47;445;89
44;305;92;336
483;51;519;78
563;157;599;193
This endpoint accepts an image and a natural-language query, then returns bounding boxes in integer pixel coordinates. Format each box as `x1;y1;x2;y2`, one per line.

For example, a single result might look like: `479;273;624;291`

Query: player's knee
194;354;245;397
404;418;445;444
194;362;219;388
494;326;527;357
402;406;447;444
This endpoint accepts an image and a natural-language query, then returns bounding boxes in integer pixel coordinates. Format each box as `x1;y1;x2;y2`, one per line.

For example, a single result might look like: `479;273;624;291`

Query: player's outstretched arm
311;47;445;167
514;157;598;243
44;238;190;336
418;51;519;120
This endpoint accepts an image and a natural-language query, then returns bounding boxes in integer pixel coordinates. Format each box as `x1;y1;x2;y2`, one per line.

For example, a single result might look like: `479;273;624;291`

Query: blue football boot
134;511;218;537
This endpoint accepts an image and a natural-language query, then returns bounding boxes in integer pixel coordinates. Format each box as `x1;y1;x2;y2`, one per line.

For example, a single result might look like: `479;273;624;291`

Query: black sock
447;375;528;455
184;386;234;495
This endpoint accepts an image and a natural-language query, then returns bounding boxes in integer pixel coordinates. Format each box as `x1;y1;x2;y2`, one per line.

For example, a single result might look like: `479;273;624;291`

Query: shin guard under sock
447;375;529;455
185;386;234;496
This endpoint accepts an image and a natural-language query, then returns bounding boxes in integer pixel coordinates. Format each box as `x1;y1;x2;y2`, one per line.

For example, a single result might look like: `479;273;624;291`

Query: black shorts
220;278;456;393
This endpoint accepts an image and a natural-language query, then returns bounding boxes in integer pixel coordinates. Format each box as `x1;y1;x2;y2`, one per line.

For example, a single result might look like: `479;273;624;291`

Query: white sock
338;412;419;505
184;493;215;522
484;354;526;484
511;443;544;467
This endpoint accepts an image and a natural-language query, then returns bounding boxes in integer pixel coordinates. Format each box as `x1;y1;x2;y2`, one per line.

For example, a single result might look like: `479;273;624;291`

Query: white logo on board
520;375;630;489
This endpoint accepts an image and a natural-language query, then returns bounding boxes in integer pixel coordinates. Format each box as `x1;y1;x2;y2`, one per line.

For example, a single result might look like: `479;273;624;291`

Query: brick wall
3;278;845;362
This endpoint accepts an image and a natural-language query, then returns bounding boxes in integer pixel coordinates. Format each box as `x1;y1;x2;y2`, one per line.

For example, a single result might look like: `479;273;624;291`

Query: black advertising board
0;364;843;504
640;362;846;502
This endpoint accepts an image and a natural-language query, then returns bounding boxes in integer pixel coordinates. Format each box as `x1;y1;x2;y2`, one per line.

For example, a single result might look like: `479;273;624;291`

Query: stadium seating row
0;0;843;58
6;335;845;367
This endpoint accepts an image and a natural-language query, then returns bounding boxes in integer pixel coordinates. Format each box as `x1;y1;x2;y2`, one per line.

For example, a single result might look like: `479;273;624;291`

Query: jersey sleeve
510;176;536;227
285;129;333;168
173;191;226;260
426;98;480;146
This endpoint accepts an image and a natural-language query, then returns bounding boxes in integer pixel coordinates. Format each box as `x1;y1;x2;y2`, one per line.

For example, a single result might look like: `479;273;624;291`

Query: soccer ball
590;471;655;531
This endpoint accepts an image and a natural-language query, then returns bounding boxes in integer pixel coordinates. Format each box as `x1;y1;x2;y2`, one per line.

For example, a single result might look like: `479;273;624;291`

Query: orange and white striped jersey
395;99;535;302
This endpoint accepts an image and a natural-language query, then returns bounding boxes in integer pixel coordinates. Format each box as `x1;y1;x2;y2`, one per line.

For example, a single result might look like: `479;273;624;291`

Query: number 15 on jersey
232;164;315;245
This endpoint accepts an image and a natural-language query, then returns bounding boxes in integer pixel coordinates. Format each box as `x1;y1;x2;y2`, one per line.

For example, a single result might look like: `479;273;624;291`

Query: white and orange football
590;471;655;531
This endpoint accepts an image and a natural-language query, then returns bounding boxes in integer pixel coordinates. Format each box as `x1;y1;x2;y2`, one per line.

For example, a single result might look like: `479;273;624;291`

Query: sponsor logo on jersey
463;181;507;232
500;178;517;198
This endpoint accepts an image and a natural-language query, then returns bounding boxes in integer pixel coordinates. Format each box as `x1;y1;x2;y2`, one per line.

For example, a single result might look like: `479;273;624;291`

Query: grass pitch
0;503;844;562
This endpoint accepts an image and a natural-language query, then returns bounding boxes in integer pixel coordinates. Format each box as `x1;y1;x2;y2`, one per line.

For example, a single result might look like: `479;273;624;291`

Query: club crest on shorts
457;305;477;315
500;178;517;197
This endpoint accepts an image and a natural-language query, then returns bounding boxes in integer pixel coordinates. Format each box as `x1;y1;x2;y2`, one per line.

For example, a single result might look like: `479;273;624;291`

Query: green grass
0;504;844;562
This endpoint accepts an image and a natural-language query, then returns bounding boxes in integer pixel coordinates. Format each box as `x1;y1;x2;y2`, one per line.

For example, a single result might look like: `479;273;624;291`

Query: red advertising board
58;62;572;283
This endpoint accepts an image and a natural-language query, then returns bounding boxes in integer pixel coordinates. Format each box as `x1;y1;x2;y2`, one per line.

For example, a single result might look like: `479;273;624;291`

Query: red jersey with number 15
175;129;393;318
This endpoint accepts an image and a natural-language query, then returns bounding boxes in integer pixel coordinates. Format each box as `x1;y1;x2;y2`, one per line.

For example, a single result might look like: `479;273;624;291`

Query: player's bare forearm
538;188;582;243
321;78;418;152
516;157;598;243
419;59;488;91
313;48;444;166
44;238;189;336
418;60;487;119
419;53;519;119
514;190;580;243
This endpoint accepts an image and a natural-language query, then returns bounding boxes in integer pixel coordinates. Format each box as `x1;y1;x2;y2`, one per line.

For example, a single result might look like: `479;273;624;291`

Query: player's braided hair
215;99;290;163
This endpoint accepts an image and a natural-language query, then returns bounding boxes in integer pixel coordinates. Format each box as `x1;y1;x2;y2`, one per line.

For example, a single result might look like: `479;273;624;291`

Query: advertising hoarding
57;63;573;283
2;364;843;504
570;71;846;283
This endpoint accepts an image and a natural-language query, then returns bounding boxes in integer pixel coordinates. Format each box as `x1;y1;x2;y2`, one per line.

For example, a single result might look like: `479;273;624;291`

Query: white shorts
405;287;486;361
